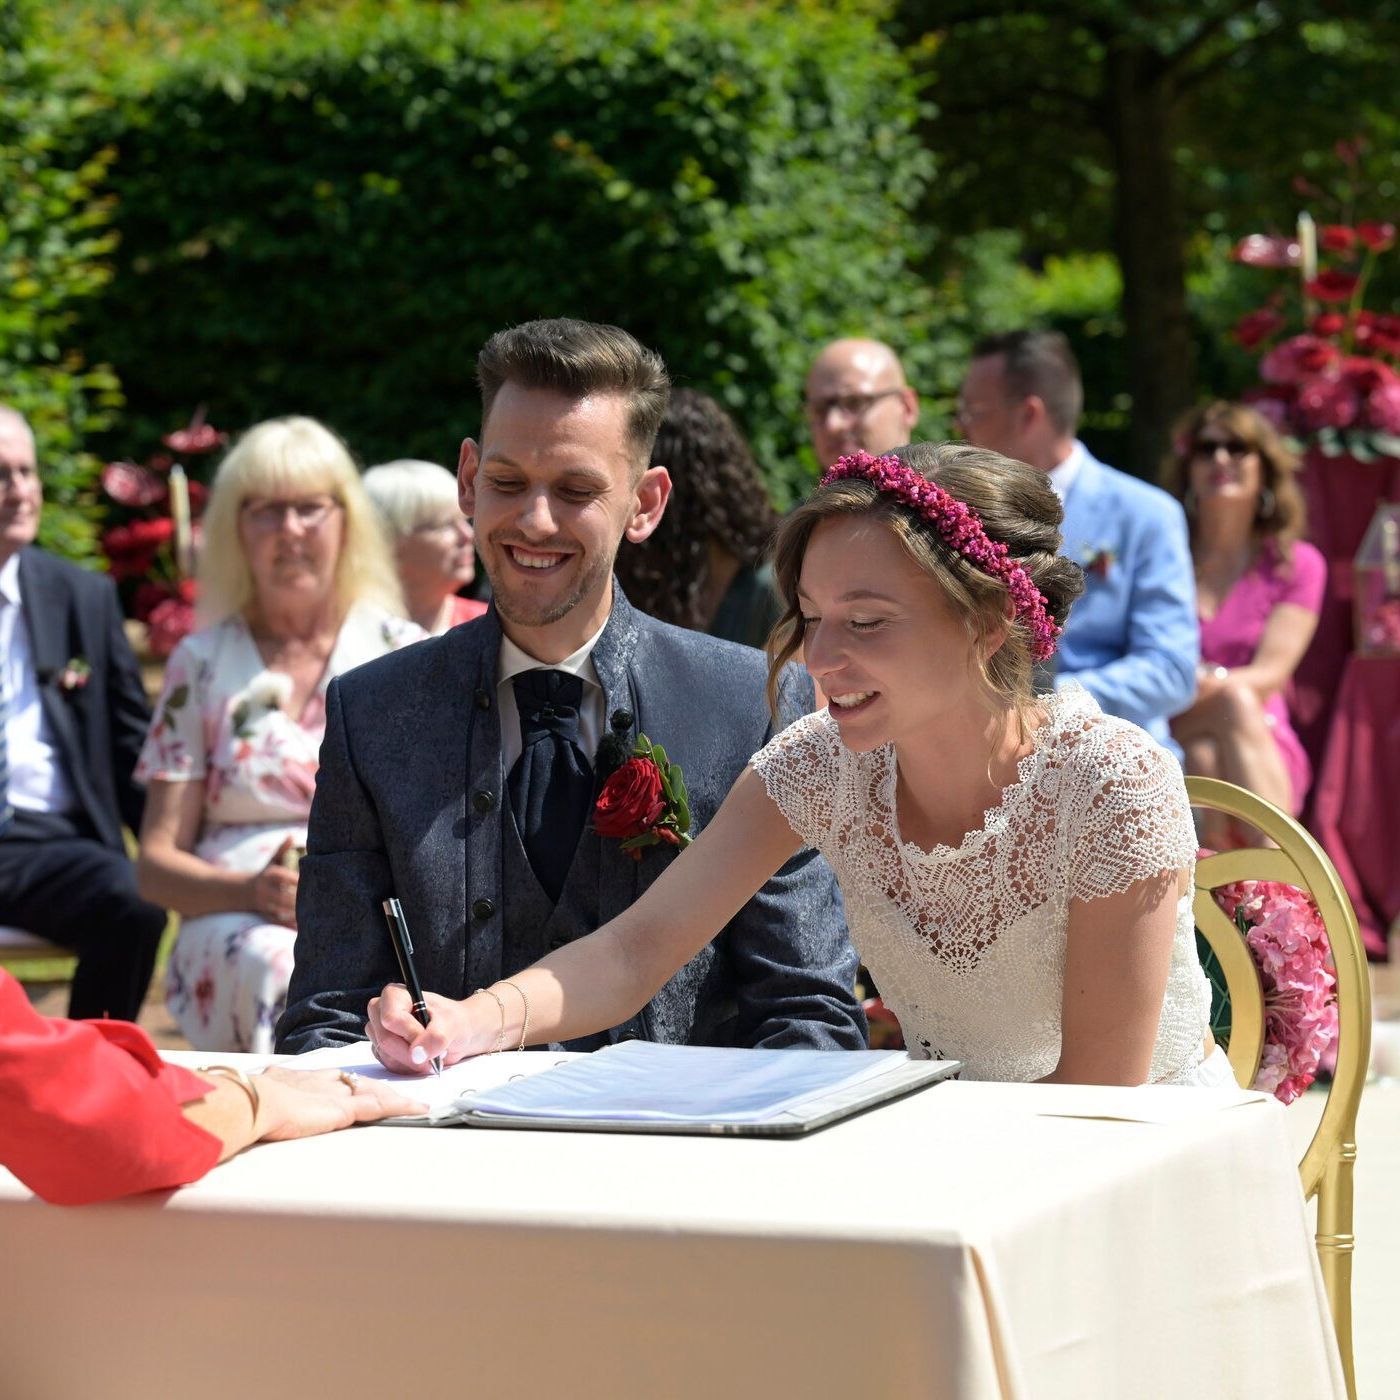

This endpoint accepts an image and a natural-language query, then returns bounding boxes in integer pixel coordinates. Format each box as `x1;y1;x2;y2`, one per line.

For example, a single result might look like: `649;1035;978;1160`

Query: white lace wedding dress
751;685;1237;1086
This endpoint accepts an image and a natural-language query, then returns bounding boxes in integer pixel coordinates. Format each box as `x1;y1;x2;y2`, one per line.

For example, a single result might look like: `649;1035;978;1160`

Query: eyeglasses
805;388;904;423
409;517;470;538
1190;438;1253;459
241;496;342;532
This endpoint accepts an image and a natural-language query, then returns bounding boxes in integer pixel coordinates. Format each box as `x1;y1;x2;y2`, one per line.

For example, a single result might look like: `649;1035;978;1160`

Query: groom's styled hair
476;318;671;472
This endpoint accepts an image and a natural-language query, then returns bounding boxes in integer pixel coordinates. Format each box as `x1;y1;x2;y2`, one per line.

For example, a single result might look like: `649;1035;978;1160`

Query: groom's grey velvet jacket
276;587;866;1053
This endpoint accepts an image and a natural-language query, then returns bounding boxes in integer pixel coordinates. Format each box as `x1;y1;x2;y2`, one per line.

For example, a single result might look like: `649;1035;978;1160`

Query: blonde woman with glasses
135;416;423;1051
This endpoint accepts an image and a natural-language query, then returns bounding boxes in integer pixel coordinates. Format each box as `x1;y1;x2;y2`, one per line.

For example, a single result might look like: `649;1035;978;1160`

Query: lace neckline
877;688;1082;861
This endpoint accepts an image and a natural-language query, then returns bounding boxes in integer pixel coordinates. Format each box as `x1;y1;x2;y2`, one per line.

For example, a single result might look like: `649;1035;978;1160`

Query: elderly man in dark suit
0;407;166;1020
278;319;865;1054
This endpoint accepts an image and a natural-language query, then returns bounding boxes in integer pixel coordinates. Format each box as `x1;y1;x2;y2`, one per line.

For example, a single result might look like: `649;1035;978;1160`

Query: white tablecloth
0;1064;1343;1400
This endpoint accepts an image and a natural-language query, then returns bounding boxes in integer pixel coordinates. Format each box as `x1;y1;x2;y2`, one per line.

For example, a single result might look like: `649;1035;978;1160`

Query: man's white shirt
0;553;75;814
495;616;608;772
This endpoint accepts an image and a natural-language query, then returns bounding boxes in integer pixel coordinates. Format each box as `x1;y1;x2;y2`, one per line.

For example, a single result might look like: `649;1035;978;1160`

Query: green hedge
67;0;941;504
1;0;122;565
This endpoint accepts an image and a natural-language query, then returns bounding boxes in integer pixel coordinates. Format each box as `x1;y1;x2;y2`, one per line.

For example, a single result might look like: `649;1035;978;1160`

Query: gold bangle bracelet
470;987;507;1054
499;979;530;1052
197;1064;261;1128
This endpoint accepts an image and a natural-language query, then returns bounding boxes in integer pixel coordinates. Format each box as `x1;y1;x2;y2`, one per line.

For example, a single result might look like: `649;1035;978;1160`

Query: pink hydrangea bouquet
1214;879;1339;1104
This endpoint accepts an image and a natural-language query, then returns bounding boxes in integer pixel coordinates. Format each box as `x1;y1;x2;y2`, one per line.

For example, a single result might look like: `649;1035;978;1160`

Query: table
1312;655;1400;958
0;1068;1344;1400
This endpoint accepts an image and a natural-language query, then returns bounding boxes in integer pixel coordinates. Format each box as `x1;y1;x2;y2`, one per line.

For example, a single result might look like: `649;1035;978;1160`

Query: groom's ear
458;438;480;518
623;465;672;544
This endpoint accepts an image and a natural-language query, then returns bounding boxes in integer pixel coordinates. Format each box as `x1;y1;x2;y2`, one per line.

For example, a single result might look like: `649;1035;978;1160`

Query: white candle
1297;211;1317;285
169;463;192;577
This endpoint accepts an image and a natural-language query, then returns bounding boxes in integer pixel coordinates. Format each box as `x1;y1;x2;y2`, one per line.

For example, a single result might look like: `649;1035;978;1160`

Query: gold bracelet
197;1064;261;1128
470;987;506;1054
499;979;530;1052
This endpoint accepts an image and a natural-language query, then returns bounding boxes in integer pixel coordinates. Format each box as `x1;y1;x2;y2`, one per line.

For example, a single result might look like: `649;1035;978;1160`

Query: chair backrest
1187;776;1369;1400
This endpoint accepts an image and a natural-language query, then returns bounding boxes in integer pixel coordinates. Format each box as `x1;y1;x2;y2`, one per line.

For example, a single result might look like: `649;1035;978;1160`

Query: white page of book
290;1041;579;1116
467;1043;915;1124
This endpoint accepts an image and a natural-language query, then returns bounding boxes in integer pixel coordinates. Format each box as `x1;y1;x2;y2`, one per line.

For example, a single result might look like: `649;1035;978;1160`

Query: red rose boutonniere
593;734;693;859
1082;546;1116;580
55;657;91;692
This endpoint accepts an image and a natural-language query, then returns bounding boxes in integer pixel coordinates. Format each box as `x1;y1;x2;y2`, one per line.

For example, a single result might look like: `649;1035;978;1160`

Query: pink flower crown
819;450;1062;663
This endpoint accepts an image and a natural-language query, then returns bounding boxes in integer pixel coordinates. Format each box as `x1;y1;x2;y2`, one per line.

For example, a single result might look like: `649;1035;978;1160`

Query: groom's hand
366;985;473;1074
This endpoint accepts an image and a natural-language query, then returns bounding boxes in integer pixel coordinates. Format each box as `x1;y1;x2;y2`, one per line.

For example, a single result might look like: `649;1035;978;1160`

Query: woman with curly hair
614;388;782;648
1167;401;1325;838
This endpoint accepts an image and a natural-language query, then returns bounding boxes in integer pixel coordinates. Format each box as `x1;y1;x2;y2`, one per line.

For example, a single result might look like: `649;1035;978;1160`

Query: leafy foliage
893;0;1400;473
0;0;122;564
62;0;940;505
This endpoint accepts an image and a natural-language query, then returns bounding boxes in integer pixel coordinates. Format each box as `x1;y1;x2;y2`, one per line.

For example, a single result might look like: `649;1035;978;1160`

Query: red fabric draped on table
1293;450;1400;768
0;971;220;1204
1311;656;1400;958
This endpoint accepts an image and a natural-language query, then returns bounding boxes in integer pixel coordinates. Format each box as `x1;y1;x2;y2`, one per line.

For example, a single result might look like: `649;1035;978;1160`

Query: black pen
381;897;442;1077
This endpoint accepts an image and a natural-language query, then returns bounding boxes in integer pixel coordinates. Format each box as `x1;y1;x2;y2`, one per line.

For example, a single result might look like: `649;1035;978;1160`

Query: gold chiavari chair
1187;777;1370;1400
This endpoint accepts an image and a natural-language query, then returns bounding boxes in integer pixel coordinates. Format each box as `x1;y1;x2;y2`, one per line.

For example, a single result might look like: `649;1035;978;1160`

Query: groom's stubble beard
487;534;621;630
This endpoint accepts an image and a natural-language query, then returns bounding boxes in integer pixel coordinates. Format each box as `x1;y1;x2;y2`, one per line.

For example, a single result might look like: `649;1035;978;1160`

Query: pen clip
382;896;414;956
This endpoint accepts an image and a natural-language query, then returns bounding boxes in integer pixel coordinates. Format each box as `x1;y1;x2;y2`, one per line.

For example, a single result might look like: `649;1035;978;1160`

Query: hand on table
254;1065;428;1140
366;984;482;1074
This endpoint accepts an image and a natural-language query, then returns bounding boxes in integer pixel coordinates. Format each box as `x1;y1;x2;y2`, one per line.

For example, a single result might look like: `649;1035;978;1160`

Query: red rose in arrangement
595;758;667;840
1233;307;1285;350
1358;220;1396;253
1259;335;1340;385
1304;269;1359;303
593;734;693;858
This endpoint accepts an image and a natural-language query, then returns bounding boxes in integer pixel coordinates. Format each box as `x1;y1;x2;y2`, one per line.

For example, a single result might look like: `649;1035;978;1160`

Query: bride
369;443;1236;1087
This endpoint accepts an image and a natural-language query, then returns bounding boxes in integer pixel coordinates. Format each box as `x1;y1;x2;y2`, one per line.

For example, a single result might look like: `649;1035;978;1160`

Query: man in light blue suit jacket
958;330;1197;748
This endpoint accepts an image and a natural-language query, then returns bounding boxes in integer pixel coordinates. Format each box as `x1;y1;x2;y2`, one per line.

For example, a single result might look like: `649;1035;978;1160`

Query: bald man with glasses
804;338;920;470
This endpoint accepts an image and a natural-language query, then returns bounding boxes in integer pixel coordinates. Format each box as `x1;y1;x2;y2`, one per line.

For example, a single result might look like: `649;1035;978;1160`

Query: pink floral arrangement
1213;879;1339;1104
101;410;224;658
1231;145;1400;464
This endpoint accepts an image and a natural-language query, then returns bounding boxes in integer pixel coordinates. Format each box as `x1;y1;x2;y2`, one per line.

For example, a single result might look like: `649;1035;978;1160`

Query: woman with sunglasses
134;417;423;1052
1167;402;1325;845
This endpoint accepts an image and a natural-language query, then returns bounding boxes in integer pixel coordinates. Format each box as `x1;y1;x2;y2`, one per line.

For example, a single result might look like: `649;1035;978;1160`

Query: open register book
293;1040;961;1137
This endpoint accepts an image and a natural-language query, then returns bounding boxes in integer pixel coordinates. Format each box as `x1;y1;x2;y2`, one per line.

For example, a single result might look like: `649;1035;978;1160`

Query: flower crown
819;450;1062;663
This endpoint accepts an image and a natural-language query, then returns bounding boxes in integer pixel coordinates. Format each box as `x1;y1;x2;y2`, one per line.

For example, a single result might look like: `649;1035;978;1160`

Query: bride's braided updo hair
765;441;1084;718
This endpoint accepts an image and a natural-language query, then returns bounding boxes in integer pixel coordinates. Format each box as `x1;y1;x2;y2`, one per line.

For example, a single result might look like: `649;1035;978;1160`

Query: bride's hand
366;984;481;1073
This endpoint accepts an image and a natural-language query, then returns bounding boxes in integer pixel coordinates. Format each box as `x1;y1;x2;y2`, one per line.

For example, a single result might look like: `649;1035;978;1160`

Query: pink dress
1197;540;1327;813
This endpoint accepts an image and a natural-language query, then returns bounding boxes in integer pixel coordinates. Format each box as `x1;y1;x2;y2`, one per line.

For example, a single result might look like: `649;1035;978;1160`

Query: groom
277;318;865;1053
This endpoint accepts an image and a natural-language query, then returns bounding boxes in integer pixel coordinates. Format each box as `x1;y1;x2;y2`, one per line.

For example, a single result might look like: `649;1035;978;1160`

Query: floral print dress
136;603;423;1051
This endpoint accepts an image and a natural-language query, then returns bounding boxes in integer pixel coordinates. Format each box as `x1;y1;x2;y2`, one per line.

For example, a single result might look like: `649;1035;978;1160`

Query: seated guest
957;331;1198;749
0;968;422;1205
363;459;488;633
804;338;921;471
614;388;782;648
0;406;165;1022
1167;402;1325;841
277;318;865;1056
135;416;423;1053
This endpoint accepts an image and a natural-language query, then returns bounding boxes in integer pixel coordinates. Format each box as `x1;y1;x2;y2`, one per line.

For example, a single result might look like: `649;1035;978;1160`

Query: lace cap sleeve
1064;719;1197;903
748;709;842;851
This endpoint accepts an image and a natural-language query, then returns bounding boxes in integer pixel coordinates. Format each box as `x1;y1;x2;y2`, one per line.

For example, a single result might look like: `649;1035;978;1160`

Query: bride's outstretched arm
367;769;803;1071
